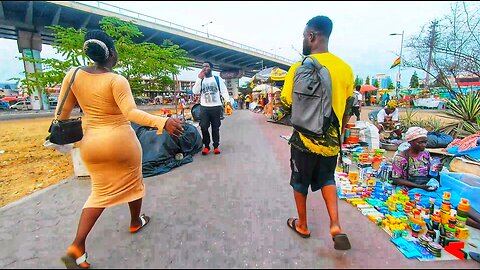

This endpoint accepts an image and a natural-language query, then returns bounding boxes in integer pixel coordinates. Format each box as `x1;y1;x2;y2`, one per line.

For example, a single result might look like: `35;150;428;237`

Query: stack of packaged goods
334;171;474;259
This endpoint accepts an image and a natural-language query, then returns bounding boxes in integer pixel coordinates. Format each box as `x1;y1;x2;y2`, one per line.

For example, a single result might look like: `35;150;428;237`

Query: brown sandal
287;218;311;238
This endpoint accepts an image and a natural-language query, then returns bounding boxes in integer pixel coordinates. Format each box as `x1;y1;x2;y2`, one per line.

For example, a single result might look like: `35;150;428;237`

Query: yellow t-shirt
281;52;354;156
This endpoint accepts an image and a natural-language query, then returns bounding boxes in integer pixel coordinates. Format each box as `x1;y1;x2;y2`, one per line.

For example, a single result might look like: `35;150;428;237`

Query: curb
0;176;77;212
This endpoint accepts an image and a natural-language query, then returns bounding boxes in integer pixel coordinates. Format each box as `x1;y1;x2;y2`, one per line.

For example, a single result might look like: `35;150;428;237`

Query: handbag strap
56;67;82;118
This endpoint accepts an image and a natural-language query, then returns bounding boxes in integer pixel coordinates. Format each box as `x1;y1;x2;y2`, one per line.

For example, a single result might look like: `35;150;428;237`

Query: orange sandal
61;245;90;269
129;214;150;233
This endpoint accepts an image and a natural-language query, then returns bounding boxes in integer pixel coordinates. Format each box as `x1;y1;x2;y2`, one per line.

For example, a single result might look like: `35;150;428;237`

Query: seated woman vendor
393;127;480;230
392;127;442;191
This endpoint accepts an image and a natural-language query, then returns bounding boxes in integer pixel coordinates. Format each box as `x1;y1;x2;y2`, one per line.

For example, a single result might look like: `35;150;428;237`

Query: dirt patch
0;117;73;207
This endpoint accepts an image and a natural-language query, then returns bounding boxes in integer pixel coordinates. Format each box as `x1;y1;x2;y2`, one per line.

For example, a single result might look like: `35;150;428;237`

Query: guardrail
74;1;295;64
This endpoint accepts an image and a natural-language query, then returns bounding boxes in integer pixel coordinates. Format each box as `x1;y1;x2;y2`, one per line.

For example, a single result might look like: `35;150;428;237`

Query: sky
0;1;459;87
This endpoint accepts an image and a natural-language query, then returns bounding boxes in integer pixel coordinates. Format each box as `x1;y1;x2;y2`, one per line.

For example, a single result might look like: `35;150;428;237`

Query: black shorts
351;106;360;117
290;147;337;195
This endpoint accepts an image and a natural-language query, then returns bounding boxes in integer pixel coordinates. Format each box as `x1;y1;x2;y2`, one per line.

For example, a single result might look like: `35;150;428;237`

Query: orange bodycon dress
56;68;167;208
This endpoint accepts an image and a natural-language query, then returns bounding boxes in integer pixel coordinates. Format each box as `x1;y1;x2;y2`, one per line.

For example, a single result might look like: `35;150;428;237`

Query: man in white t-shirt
192;61;231;155
376;101;401;138
351;85;362;121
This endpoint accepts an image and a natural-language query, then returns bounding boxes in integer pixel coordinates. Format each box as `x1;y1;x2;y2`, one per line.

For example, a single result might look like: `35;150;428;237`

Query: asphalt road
0;105;173;121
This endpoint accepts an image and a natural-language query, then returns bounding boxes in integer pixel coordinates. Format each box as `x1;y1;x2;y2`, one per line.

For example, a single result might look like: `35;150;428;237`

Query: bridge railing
75;1;295;64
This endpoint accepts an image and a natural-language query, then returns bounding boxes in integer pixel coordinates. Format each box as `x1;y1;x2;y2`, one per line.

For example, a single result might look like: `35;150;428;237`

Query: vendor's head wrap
405;127;428;142
386;100;398;109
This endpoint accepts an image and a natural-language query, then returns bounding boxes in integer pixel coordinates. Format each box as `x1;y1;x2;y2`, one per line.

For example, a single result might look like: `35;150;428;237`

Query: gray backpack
291;56;337;138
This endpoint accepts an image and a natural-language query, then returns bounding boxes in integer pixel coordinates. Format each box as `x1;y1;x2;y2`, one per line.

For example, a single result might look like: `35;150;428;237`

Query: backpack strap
302;55;323;70
200;76;221;94
214;75;220;90
215;75;225;104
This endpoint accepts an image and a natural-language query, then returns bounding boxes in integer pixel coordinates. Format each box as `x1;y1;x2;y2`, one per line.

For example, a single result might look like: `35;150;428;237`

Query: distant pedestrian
365;91;371;106
192;61;231;155
238;93;244;109
351;85;362;121
381;92;390;107
245;94;252;110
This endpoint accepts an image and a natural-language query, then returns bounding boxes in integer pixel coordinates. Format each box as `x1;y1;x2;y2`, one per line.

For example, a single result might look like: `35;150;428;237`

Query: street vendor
245;94;252;110
376;100;402;138
392;127;442;191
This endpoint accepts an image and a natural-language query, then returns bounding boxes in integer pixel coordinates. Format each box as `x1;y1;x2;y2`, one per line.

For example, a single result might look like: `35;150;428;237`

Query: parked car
10;101;32;110
49;100;58;109
0;101;10;110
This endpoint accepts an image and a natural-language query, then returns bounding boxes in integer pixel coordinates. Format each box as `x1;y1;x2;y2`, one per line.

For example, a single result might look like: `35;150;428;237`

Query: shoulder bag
47;67;83;145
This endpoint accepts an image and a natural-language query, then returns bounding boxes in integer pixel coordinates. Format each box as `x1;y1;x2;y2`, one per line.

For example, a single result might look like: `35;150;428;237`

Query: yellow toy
225;104;233;115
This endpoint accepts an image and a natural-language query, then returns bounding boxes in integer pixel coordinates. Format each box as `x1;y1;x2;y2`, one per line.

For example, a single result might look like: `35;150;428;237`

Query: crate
350;127;361;137
440;172;480;212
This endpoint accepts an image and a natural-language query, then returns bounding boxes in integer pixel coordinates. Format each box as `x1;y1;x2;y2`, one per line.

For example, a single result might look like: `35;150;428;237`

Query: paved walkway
0;110;478;268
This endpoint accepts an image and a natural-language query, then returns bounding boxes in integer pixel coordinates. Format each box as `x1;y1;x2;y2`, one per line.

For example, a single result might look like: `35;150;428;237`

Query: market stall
414;97;446;109
250;67;286;115
336;143;480;261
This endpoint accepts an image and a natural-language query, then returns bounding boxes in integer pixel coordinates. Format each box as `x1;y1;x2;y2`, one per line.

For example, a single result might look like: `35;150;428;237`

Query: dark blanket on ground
426;131;454;148
131;122;203;177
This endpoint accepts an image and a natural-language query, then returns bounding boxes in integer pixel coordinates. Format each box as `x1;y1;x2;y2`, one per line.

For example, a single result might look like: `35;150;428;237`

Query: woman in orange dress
59;30;185;269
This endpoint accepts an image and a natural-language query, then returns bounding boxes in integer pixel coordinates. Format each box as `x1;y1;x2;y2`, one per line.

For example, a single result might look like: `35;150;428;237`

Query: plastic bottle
430;157;441;177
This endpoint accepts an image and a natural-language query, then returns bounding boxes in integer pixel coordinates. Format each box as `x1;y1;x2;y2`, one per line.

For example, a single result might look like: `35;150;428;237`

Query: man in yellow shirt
281;15;353;250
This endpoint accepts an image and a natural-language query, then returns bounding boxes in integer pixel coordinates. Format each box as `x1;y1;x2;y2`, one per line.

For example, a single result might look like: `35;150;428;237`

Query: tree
238;81;252;95
13;16;192;97
404;2;480;137
388;82;395;90
404;1;480;94
365;76;370;85
409;71;420;88
11;26;89;106
354;75;364;86
372;79;380;88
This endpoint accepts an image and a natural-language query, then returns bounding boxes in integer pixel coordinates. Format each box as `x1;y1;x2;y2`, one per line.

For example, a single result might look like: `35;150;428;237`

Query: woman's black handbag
48;67;83;145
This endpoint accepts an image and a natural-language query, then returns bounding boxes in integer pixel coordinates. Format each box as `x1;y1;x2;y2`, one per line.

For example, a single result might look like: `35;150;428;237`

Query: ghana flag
390;57;401;69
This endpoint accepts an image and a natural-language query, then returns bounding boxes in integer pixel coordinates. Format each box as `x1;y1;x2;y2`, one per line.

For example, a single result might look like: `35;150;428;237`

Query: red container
345;137;359;144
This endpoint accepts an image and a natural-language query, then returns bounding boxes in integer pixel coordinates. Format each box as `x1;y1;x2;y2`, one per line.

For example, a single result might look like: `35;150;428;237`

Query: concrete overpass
0;1;295;78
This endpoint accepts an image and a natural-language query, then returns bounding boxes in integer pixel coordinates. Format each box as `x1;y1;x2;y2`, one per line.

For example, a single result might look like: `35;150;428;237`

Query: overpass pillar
220;69;244;99
226;79;239;98
17;30;49;111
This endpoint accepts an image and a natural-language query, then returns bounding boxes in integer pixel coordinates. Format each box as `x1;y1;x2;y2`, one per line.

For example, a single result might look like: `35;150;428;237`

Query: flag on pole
390;57;401;69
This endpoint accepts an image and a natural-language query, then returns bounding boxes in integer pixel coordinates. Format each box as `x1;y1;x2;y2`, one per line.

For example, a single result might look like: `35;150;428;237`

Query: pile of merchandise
336;166;474;261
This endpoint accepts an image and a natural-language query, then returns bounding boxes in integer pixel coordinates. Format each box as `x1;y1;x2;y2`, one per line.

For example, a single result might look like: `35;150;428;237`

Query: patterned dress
392;150;432;187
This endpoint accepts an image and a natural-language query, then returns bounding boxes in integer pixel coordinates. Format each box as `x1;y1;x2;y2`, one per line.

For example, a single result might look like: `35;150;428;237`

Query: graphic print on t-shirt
202;80;220;104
